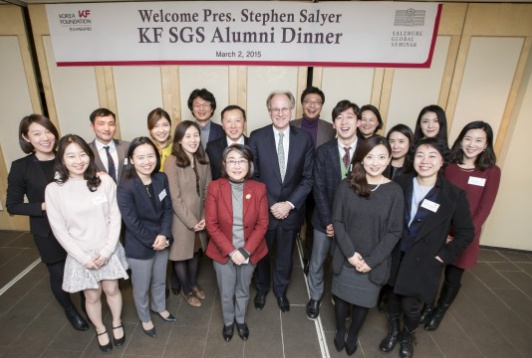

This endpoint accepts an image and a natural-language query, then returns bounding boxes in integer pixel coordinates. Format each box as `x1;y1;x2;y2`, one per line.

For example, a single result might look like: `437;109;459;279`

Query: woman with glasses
205;144;268;342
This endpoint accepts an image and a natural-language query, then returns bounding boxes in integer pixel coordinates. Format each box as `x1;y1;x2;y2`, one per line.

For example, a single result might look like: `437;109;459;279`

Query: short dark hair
450;121;496;170
187;88;216;116
147;108;171;130
18;114;59;154
301;86;325;104
348;136;391;198
54;134;101;191
124;137;161;179
171;120;209;167
413;137;450;173
221;105;246;122
359;104;383;132
414;105;448;143
90;108;116;124
220;144;254;180
331;100;360;123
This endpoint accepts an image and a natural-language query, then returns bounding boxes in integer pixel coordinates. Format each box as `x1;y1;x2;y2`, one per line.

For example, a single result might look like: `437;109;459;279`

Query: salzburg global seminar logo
394;8;425;27
57;9;93;32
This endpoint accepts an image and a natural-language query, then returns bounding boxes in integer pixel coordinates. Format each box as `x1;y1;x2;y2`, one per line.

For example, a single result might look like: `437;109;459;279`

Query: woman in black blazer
379;138;474;358
117;137;174;338
6;114;89;331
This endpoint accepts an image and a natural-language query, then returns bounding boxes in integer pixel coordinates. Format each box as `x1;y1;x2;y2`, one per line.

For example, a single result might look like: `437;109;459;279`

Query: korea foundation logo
57;9;92;32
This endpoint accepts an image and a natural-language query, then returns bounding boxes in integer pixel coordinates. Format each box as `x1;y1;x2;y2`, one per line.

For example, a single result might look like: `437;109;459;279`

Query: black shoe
64;307;90;331
334;330;345;352
254;293;266;310
96;330;113;353
112;324;126;347
171;287;180;295
419;303;434;324
379;314;400;352
425;283;460;331
141;323;156;338
151;310;176;322
306;299;321;320
236;322;249;341
399;329;416;358
276;295;290;312
222;324;234;342
345;339;358;356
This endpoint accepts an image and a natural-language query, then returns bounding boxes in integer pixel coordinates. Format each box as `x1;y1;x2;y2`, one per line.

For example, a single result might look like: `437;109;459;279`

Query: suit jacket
312;138;361;232
117;172;173;260
6;154;66;263
292;118;336;148
164;155;211;261
390;174;474;303
206;136;249;181
207;122;225;145
205;179;268;264
249;125;314;230
89;139;130;182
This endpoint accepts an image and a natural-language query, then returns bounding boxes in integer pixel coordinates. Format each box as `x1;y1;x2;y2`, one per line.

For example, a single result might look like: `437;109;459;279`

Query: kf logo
78;10;91;18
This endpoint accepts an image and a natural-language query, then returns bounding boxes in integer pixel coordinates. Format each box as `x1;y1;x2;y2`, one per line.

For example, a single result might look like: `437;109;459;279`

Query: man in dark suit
206;105;249;181
291;86;336;274
249;91;314;312
88;108;129;183
187;88;225;149
306;100;360;320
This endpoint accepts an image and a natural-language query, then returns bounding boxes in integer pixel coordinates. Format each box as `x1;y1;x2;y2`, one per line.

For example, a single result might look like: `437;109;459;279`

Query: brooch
245;194;251;200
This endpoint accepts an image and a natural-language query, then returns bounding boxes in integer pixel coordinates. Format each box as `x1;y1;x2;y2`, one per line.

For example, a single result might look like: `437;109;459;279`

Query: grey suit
292;118;336;148
89;139;130;182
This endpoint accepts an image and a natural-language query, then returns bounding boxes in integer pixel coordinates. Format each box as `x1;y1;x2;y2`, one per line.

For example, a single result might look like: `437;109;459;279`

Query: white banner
46;1;441;68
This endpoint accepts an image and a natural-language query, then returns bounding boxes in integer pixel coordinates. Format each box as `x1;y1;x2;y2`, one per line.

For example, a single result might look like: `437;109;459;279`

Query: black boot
379;313;401;352
425;284;460;331
64;307;90;331
399;328;416;358
419;303;434;324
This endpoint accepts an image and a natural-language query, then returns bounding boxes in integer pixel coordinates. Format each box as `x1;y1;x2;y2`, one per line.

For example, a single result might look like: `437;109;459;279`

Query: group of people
5;87;500;358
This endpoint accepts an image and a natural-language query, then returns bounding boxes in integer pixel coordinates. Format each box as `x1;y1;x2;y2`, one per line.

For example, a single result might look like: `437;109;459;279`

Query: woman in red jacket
205;144;269;342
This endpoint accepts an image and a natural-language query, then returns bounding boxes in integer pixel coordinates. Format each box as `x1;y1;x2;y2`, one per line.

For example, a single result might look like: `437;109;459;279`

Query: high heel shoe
141;322;156;338
151;310;176;322
96;330;113;353
112;324;126;347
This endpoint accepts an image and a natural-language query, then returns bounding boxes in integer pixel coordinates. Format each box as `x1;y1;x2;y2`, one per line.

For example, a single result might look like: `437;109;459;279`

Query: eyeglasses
269;107;291;115
226;159;248;167
303;100;323;106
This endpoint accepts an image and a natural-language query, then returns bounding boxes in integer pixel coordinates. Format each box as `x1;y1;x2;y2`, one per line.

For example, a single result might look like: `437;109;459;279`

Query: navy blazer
6;154;67;263
390;174;474;303
249;125;314;230
207;122;225;145
117;172;173;260
206;136;249;181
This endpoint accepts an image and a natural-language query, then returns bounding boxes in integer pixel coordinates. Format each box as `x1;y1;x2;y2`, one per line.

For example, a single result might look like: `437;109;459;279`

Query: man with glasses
187;88;225;149
249;91;314;313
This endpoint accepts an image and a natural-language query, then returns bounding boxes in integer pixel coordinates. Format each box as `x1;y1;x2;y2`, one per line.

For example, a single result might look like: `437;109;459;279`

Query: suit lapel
267;127;283;184
284;127;299;182
133;175;156;215
90;141;106;173
220;179;233;218
328;140;343;179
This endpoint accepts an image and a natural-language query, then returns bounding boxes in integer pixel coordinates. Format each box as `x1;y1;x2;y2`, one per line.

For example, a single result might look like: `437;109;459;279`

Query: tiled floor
0;230;531;357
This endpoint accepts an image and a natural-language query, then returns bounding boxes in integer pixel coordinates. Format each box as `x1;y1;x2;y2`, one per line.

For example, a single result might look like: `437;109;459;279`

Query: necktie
278;132;285;181
343;147;351;169
104;146;117;182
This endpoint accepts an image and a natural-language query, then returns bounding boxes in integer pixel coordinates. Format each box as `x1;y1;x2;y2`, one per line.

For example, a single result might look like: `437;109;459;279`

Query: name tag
421;199;440;213
124;158;128;165
468;176;486;187
158;189;167;201
93;195;108;205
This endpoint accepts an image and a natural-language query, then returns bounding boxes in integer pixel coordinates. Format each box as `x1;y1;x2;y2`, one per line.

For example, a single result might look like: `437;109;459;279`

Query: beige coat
164;155;211;261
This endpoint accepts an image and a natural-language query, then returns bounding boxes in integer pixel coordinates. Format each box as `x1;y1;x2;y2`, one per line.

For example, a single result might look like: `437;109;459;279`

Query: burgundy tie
343;147;351;169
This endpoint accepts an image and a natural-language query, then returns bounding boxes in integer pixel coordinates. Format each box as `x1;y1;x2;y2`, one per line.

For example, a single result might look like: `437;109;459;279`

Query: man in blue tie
249;91;314;312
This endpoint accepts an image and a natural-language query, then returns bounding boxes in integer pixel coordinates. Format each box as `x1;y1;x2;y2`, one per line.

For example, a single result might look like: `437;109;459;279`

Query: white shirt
226;135;246;146
337;138;357;169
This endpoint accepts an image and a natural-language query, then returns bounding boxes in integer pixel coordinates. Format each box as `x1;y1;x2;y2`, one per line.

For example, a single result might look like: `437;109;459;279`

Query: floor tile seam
0;232;27;247
201;286;218;358
425;327;448;357
443;313;485;356
0;258;41;298
467;270;513;310
295;237;329;358
485;262;532;301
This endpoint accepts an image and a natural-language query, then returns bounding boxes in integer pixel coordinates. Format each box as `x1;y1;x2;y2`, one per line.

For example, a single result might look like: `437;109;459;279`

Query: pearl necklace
370;175;385;192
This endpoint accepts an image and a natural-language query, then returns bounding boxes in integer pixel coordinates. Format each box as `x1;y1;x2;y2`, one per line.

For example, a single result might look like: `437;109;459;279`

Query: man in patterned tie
306;100;360;320
88;108;130;183
248;91;314;313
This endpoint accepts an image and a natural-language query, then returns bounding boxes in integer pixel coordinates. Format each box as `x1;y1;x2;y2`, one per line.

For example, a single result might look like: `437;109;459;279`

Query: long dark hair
387;123;414;172
348;136;391;198
123;137;161;179
19;114;59;154
54;134;101;192
450;121;496;170
414;105;448;143
171;121;209;168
